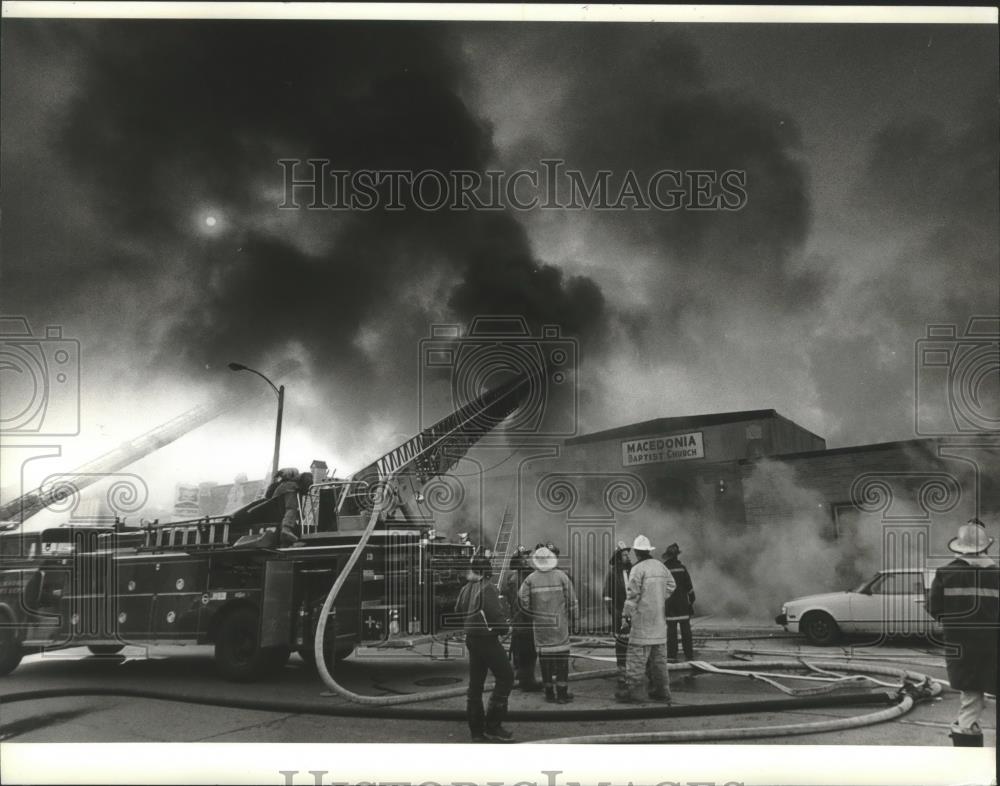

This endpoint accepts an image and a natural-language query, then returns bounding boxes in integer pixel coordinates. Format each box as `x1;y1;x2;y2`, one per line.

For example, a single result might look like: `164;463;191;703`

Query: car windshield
853;575;877;593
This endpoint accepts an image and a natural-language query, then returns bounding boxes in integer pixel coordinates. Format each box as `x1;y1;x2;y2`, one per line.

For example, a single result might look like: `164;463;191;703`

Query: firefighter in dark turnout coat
503;547;541;691
926;519;999;747
455;556;515;742
603;541;633;688
663;543;696;661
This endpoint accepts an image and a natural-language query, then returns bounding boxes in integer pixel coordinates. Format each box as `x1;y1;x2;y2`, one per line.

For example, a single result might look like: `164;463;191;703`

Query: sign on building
174;483;200;518
621;431;704;466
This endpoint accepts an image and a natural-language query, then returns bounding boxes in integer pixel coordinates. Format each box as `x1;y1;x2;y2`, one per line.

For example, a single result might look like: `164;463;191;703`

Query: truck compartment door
260;560;295;647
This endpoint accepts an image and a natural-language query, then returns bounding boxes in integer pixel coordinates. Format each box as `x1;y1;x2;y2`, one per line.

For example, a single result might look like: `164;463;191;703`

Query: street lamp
228;362;284;479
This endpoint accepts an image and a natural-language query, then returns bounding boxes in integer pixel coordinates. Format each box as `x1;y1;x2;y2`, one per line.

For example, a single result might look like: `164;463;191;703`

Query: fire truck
0;376;526;681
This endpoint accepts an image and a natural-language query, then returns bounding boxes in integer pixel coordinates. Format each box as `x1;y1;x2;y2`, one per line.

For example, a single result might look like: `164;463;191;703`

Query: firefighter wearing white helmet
616;534;676;703
927;518;999;747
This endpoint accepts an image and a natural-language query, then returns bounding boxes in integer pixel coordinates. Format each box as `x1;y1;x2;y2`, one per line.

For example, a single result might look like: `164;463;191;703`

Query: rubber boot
467;698;486;742
516;665;542;692
615;653;627;689
556;685;573;704
614;637;628;689
544;685;557;703
483;698;514;743
614;684;639;703
950;731;984;747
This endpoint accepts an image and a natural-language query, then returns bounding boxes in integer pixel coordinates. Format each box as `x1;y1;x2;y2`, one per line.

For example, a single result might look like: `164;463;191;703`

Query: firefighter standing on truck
662;542;696;662
268;468;302;538
927;518;999;748
603;541;634;689
616;534;675;703
454;555;515;743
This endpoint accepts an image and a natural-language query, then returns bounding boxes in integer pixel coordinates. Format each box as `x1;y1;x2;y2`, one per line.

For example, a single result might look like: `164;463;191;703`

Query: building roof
564;409;785;447
738;436;954;464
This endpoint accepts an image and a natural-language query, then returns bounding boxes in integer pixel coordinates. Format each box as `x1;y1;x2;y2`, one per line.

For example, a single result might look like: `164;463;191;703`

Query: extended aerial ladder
0;361;300;526
344;374;530;525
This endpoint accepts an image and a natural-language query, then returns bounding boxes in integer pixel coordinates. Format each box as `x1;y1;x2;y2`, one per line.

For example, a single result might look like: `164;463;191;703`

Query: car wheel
87;644;125;655
801;611;840;646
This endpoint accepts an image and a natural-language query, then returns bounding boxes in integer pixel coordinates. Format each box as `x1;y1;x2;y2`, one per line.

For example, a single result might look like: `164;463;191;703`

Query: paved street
1;621;992;746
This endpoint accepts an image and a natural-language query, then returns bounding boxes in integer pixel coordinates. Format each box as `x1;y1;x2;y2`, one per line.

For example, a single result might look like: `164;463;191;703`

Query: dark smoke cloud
469;27;824;328
3;19;996;476
2;20;607;455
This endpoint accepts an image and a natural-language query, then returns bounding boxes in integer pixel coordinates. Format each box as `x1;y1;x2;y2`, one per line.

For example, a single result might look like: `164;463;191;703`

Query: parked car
775;568;942;645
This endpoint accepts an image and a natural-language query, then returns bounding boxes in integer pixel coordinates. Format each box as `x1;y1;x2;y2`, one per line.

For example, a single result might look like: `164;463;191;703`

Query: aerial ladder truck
0;374;528;680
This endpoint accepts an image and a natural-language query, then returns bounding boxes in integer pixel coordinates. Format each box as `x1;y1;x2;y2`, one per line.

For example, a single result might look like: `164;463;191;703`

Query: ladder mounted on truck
492;503;516;589
347;373;531;524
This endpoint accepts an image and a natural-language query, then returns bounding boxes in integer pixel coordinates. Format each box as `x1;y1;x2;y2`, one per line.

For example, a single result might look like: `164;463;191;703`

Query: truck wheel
87;644;125;655
297;643;353;669
214;607;289;682
0;620;24;676
802;611;840;646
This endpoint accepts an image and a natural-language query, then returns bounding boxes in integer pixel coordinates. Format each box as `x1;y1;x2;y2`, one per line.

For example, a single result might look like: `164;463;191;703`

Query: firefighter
503;546;541;691
264;471;282;499
663;542;696;662
518;545;579;703
603;541;634;689
616;534;675;703
454;555;515;743
927;518;999;747
268;468;301;539
297;471;316;533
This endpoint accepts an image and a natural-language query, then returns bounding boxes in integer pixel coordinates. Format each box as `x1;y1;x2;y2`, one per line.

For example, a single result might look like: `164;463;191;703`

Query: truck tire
297;643;354;670
87;644;125;655
0;618;24;677
801;611;840;646
214;607;289;682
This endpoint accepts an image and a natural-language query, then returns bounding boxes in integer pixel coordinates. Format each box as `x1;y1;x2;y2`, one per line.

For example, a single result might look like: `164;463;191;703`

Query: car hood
784;591;851;608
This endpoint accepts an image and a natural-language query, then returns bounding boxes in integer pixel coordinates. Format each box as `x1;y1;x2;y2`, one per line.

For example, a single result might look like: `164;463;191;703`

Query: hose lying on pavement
528;660;940;743
0;684;903;722
531;692;919;744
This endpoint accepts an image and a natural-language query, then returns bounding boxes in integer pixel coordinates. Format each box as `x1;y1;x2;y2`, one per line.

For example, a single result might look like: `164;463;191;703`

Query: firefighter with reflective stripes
927;519;999;747
662;543;696;662
616;534;676;703
518;545;578;703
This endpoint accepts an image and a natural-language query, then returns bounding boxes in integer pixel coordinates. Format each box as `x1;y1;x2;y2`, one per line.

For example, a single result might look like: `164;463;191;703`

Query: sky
1;17;997;512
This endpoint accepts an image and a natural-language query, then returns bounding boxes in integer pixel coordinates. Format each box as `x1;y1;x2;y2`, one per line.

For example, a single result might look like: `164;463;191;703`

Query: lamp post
228;362;284;479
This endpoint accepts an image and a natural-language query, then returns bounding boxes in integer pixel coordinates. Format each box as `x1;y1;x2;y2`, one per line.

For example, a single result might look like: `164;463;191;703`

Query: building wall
738;440;1000;585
